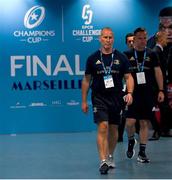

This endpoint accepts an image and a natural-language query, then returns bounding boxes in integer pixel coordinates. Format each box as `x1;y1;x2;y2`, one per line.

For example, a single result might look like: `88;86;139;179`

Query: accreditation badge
136;72;146;84
103;75;114;88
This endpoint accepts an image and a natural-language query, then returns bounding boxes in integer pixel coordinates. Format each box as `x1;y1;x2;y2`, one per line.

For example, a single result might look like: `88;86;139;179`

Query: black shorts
126;92;154;120
91;92;125;125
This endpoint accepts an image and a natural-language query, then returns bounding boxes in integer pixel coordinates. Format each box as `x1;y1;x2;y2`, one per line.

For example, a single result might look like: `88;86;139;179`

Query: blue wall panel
0;0;171;133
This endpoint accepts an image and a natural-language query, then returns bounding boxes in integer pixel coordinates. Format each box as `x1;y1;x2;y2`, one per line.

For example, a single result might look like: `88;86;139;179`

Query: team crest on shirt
114;59;120;65
130;56;135;61
96;59;101;65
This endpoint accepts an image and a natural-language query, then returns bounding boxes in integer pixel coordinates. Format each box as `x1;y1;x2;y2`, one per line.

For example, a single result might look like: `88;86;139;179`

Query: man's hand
158;91;165;103
123;93;133;106
82;102;89;113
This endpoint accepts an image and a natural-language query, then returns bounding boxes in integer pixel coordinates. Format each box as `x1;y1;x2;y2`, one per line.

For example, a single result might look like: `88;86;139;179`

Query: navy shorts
91;92;125;125
126;92;154;120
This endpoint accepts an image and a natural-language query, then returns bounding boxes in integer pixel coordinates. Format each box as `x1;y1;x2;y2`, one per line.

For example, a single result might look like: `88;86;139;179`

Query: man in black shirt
149;31;168;140
147;6;172;137
118;32;135;143
147;7;172;48
168;47;172;83
81;27;134;174
124;27;164;163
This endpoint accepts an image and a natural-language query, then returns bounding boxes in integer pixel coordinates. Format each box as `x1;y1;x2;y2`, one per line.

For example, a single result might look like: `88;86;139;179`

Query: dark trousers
160;100;172;133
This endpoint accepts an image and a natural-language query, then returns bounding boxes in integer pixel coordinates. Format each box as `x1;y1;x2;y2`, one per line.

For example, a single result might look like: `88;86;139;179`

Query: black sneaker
137;153;150;163
126;138;137;159
149;131;160;141
99;161;109;174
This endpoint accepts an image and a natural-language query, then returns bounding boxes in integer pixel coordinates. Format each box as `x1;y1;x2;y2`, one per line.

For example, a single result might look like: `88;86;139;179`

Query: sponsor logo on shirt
96;60;102;65
114;59;120;65
130;56;135;61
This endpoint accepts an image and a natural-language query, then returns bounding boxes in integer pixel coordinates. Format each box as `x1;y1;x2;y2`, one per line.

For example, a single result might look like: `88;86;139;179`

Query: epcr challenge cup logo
82;4;93;25
24;6;45;29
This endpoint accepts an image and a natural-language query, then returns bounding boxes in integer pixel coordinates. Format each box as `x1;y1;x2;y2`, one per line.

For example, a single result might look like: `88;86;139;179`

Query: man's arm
124;73;134;105
81;74;91;113
154;66;165;102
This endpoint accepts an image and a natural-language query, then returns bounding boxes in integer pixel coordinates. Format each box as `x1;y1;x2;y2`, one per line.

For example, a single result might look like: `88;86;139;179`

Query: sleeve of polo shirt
122;53;132;74
85;56;93;75
151;51;161;67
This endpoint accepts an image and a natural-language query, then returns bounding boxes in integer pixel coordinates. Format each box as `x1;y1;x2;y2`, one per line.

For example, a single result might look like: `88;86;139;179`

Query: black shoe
137;152;150;163
126;139;137;159
99;161;109;174
149;131;160;141
149;136;159;141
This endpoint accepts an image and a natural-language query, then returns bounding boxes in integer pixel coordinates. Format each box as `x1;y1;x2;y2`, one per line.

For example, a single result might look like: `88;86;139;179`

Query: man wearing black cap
147;7;172;137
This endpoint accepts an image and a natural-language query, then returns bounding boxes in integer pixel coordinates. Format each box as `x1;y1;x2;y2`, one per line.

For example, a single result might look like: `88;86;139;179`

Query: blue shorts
91;92;125;125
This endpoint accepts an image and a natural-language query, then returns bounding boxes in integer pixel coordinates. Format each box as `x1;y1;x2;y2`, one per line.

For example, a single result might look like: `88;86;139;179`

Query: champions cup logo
82;4;93;25
24;6;45;29
13;5;55;43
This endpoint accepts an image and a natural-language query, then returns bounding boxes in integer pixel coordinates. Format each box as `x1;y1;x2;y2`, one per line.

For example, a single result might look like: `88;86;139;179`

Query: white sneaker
108;155;116;168
99;160;109;174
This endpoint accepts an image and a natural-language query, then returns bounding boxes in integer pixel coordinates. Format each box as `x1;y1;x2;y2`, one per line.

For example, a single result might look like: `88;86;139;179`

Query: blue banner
0;0;171;133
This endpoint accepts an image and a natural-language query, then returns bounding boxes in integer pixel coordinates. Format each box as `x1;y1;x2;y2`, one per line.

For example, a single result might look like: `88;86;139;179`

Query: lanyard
134;48;147;72
100;51;114;75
